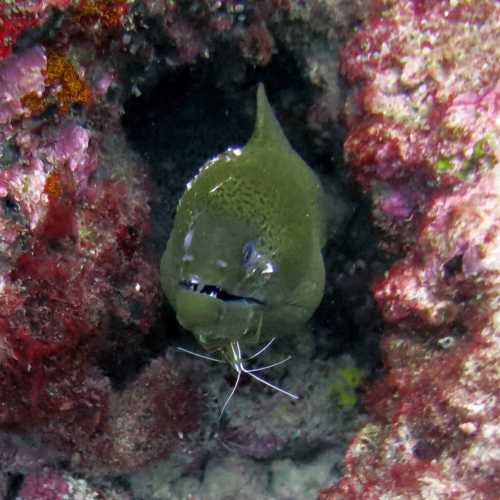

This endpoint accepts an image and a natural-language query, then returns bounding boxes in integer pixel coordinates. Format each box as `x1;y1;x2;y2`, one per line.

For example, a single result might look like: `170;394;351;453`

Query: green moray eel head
160;84;326;353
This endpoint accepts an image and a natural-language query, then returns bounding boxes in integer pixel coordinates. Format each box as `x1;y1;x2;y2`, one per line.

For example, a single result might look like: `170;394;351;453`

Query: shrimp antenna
176;346;224;363
219;370;242;418
177;341;298;419
246;355;292;373
245;337;275;360
244;368;299;400
218;341;298;418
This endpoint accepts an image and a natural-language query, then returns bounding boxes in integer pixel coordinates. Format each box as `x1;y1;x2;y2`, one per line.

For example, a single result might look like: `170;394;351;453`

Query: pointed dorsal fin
247;83;292;152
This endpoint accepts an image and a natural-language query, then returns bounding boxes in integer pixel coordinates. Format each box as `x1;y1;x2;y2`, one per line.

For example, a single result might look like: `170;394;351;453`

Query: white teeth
261;262;274;275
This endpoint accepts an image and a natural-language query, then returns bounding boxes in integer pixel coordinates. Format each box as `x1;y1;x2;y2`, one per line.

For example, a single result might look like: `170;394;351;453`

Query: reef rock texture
17;468;131;500
341;0;499;248
321;1;500;498
142;0;289;66
0;7;201;478
279;0;371;141
0;0;457;498
0;1;71;59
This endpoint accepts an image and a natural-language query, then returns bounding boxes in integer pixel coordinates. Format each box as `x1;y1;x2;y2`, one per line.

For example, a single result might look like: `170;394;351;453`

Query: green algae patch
434;158;451;172
328;365;363;408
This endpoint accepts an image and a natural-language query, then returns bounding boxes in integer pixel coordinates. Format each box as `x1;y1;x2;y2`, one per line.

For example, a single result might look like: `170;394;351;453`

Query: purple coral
53;122;97;193
0;46;46;124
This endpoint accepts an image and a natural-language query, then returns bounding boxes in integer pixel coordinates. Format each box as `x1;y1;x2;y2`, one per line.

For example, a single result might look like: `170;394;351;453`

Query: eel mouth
179;281;264;305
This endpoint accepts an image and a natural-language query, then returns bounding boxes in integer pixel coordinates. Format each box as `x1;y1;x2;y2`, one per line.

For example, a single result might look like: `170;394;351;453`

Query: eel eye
242;240;258;267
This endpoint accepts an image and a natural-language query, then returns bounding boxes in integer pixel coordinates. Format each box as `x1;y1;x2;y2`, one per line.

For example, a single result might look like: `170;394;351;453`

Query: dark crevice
6;473;23;500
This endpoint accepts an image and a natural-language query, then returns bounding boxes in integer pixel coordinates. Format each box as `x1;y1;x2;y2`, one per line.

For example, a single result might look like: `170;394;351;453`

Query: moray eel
160;84;326;370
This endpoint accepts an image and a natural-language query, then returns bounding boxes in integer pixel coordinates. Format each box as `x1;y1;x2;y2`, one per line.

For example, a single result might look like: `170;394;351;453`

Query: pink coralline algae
321;170;500;499
0;45;46;124
17;468;131;499
17;470;70;500
0;41;200;473
320;1;500;498
340;0;499;246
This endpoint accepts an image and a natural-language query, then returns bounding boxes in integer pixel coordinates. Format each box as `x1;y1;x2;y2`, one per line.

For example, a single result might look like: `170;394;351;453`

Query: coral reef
128;345;365;499
0;7;201;482
1;0;466;498
278;0;371;143
214;350;362;461
321;1;500;498
57;357;201;473
341;0;499;248
142;0;287;66
18;468;131;499
0;1;70;59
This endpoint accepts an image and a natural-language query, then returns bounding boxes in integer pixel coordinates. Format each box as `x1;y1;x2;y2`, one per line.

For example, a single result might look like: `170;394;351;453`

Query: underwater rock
0;0;395;498
0;39;197;476
0;1;71;59
320;1;500;498
143;0;287;66
341;0;499;248
64;358;201;474
17;468;131;499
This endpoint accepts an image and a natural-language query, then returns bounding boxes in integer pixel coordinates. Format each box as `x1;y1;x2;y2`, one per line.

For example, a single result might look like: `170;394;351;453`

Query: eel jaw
179;280;264;306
